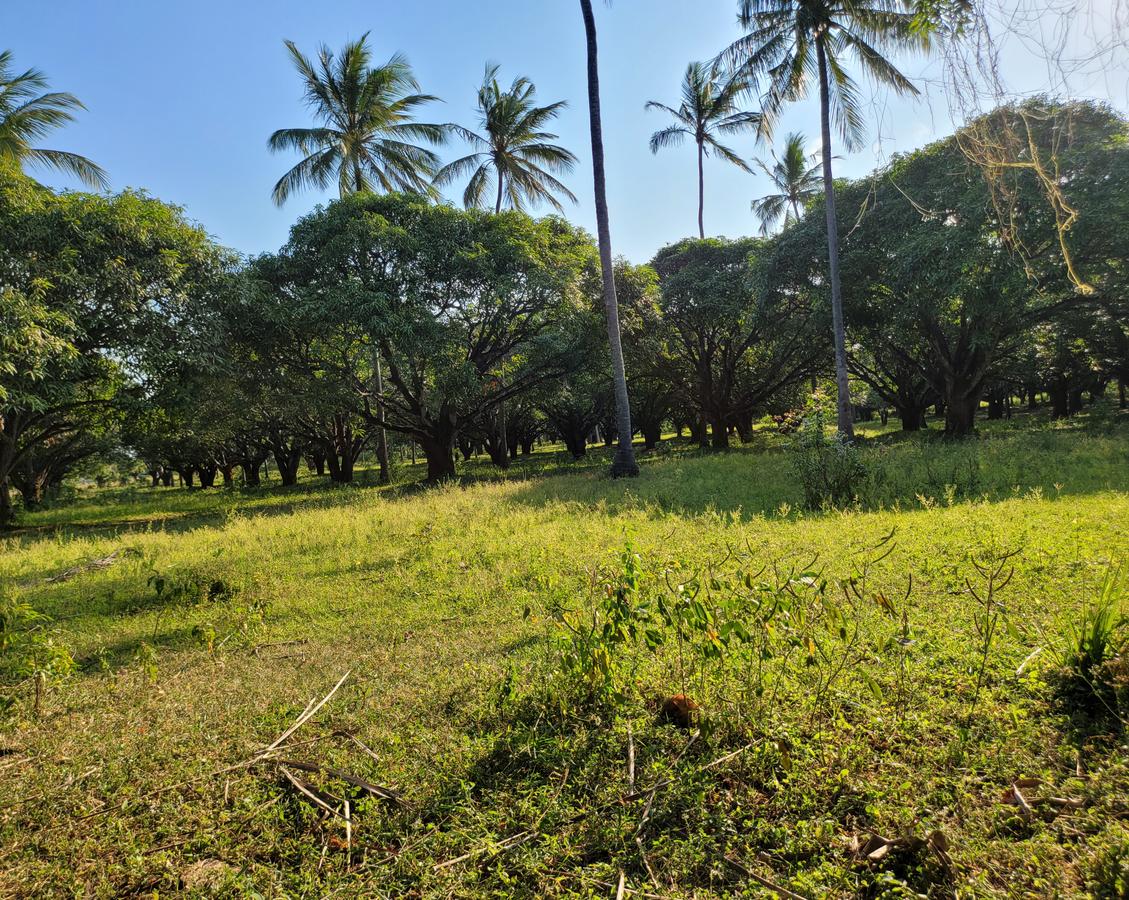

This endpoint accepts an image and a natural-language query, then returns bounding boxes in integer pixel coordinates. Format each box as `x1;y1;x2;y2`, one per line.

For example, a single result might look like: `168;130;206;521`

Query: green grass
1;410;1127;897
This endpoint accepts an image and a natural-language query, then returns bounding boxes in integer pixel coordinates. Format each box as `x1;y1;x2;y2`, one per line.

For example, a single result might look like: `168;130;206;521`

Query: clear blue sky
4;1;1126;263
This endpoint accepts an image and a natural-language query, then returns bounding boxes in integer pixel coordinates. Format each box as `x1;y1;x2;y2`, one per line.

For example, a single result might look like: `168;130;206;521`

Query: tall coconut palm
646;61;760;239
751;131;821;233
578;0;638;477
720;0;930;439
269;33;449;205
436;64;578;214
0;50;107;189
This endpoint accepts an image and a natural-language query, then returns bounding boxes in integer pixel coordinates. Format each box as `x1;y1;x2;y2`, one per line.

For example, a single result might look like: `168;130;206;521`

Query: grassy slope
1;413;1127;897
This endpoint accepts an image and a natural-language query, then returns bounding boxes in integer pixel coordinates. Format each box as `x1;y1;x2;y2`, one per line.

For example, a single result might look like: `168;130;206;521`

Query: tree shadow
74;622;200;672
502;421;1129;522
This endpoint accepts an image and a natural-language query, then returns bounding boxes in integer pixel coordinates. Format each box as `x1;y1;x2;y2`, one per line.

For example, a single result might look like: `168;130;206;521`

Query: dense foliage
1;99;1127;522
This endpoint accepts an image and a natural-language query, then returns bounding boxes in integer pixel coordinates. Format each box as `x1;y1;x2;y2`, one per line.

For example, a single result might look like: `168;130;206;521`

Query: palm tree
646;61;760;239
578;0;638;478
269;33;449;205
751;131;821;233
0;50;107;189
720;0;930;439
436;65;578;214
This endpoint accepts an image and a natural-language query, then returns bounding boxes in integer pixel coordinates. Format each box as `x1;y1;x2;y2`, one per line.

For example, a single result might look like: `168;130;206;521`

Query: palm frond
271;145;341;206
648;125;690;154
23;147;108;189
271;35;444;203
0;52;106;187
440;63;577;212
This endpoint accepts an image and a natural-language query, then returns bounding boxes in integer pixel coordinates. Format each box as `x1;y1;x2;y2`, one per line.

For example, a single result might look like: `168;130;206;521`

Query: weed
0;587;75;716
963;545;1021;730
791;404;868;509
1057;568;1127;720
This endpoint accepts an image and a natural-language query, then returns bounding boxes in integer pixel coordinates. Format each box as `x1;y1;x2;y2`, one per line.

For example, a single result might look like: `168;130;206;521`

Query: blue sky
4;1;1126;263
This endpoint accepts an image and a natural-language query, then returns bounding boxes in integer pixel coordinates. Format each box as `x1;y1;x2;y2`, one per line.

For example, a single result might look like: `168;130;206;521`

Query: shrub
0;589;75;716
790;404;867;509
1059;568;1127;718
549;545;661;706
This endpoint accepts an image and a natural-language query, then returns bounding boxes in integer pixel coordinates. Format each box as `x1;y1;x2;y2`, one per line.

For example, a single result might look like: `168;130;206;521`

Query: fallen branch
46;548;140;584
724;854;807;900
279;766;347;821
276;758;407;808
259;671;351;757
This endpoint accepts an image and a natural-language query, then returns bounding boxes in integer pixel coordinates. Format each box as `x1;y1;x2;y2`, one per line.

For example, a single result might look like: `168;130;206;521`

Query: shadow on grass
75;622;200;672
502;416;1129;522
5;408;1128;548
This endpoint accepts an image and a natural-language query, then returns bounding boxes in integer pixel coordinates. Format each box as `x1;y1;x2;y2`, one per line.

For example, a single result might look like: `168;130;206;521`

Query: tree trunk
0;479;12;527
580;0;639;479
161;469;174;487
734;415;752;444
178;468;195;488
1068;387;1084;415
275;450;300;486
895;401;926;431
944;394;979;437
521;439;534;456
710;415;729;449
198;466;217;488
563;431;588;460
422;435;457;481
816;40;855;442
697;139;705;239
1049;382;1069;419
221;466;235;488
1119;377;1127;409
373;353;391;485
242;461;262;487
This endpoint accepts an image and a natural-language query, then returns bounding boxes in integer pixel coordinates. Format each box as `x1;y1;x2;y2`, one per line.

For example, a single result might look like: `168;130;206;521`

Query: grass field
1;410;1127;898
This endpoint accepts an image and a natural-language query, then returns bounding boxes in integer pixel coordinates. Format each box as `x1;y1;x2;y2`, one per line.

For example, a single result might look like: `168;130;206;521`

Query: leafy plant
791;402;867;508
550;544;661;705
1059;568;1127;718
963;545;1021;729
1;589;75;716
1087;829;1129;899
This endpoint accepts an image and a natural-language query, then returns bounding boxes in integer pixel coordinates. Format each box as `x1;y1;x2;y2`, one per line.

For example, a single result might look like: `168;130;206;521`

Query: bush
790;404;867;509
1058;568;1127;718
1087;830;1129;899
548;545;660;706
0;589;75;716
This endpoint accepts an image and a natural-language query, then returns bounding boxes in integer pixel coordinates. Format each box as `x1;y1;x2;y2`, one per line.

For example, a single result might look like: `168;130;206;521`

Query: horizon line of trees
1;95;1126;524
0;1;1015;482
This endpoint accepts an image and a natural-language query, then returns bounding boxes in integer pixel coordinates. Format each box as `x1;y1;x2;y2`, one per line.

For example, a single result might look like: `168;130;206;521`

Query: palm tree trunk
495;172;504;214
579;0;638;478
697;139;705;239
816;39;855;440
373;352;390;485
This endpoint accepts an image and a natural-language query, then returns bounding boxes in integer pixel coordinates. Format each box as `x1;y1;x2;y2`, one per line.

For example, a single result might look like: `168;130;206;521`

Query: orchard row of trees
1;96;1125;523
